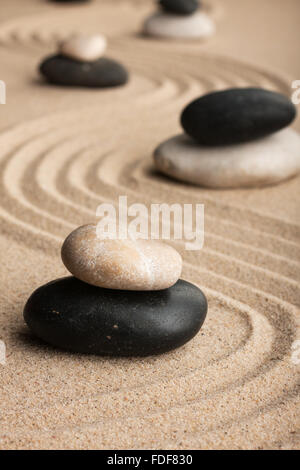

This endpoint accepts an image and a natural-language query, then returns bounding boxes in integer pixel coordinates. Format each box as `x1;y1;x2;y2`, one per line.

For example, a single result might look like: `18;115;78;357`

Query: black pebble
160;0;199;15
181;88;297;146
39;54;129;88
51;1;91;3
23;277;207;357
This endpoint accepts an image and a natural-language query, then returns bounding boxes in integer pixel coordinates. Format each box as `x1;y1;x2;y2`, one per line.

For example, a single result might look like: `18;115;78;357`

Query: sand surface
0;0;299;450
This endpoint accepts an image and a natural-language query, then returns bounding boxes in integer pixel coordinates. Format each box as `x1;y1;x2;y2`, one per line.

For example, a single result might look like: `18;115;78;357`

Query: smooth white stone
61;224;182;291
143;11;215;39
154;129;300;188
60;34;107;62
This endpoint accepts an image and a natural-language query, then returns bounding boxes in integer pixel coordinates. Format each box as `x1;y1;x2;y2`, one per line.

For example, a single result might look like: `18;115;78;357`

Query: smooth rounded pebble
23;277;207;356
143;11;215;39
160;0;199;15
154;129;300;188
39;55;128;88
60;34;107;62
181;88;297;146
61;224;182;290
52;1;91;3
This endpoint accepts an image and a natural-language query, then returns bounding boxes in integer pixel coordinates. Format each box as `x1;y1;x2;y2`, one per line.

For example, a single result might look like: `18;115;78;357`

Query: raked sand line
0;43;296;251
0;107;299;306
1;244;298;414
87;148;300;276
0;1;152;47
32;134;300;265
1;99;298;245
2;131;299;302
1;145;298;446
88;147;300;257
1;271;297;416
76;146;300;282
0;294;273;425
0;0;219;50
0;99;298;291
0;287;297;443
0;294;252;412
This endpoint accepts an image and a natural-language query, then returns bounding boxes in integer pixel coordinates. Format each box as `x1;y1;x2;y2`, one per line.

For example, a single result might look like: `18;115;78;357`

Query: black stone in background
51;1;91;3
159;0;199;16
181;87;297;146
23;276;207;357
39;55;129;88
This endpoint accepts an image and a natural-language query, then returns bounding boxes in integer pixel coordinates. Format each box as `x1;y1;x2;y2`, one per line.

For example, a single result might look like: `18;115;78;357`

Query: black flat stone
181;88;297;146
23;277;207;357
51;1;91;3
160;0;199;15
39;54;129;88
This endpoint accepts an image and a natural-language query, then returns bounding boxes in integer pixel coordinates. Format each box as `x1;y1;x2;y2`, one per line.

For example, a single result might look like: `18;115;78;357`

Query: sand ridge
0;0;299;450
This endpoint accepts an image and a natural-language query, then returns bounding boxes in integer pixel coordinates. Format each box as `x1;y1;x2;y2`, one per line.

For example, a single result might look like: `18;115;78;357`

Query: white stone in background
60;34;107;62
143;11;215;39
154;129;300;188
61;224;182;291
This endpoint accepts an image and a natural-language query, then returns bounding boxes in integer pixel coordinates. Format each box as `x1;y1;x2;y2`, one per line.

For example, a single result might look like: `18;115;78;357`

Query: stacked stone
51;0;91;3
143;0;215;39
39;34;129;88
154;88;300;188
24;225;207;357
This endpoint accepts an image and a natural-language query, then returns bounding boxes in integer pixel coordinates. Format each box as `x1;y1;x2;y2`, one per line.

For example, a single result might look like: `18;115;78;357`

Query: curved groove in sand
0;0;220;49
128;159;300;240
37;144;300;298
86;149;300;276
0;109;299;306
0;286;297;438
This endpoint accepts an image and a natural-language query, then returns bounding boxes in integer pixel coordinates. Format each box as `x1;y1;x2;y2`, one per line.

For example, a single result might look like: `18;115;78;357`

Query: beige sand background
0;0;299;450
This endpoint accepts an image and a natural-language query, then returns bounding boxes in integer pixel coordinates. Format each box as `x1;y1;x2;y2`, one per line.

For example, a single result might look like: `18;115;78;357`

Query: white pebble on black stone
60;34;107;62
